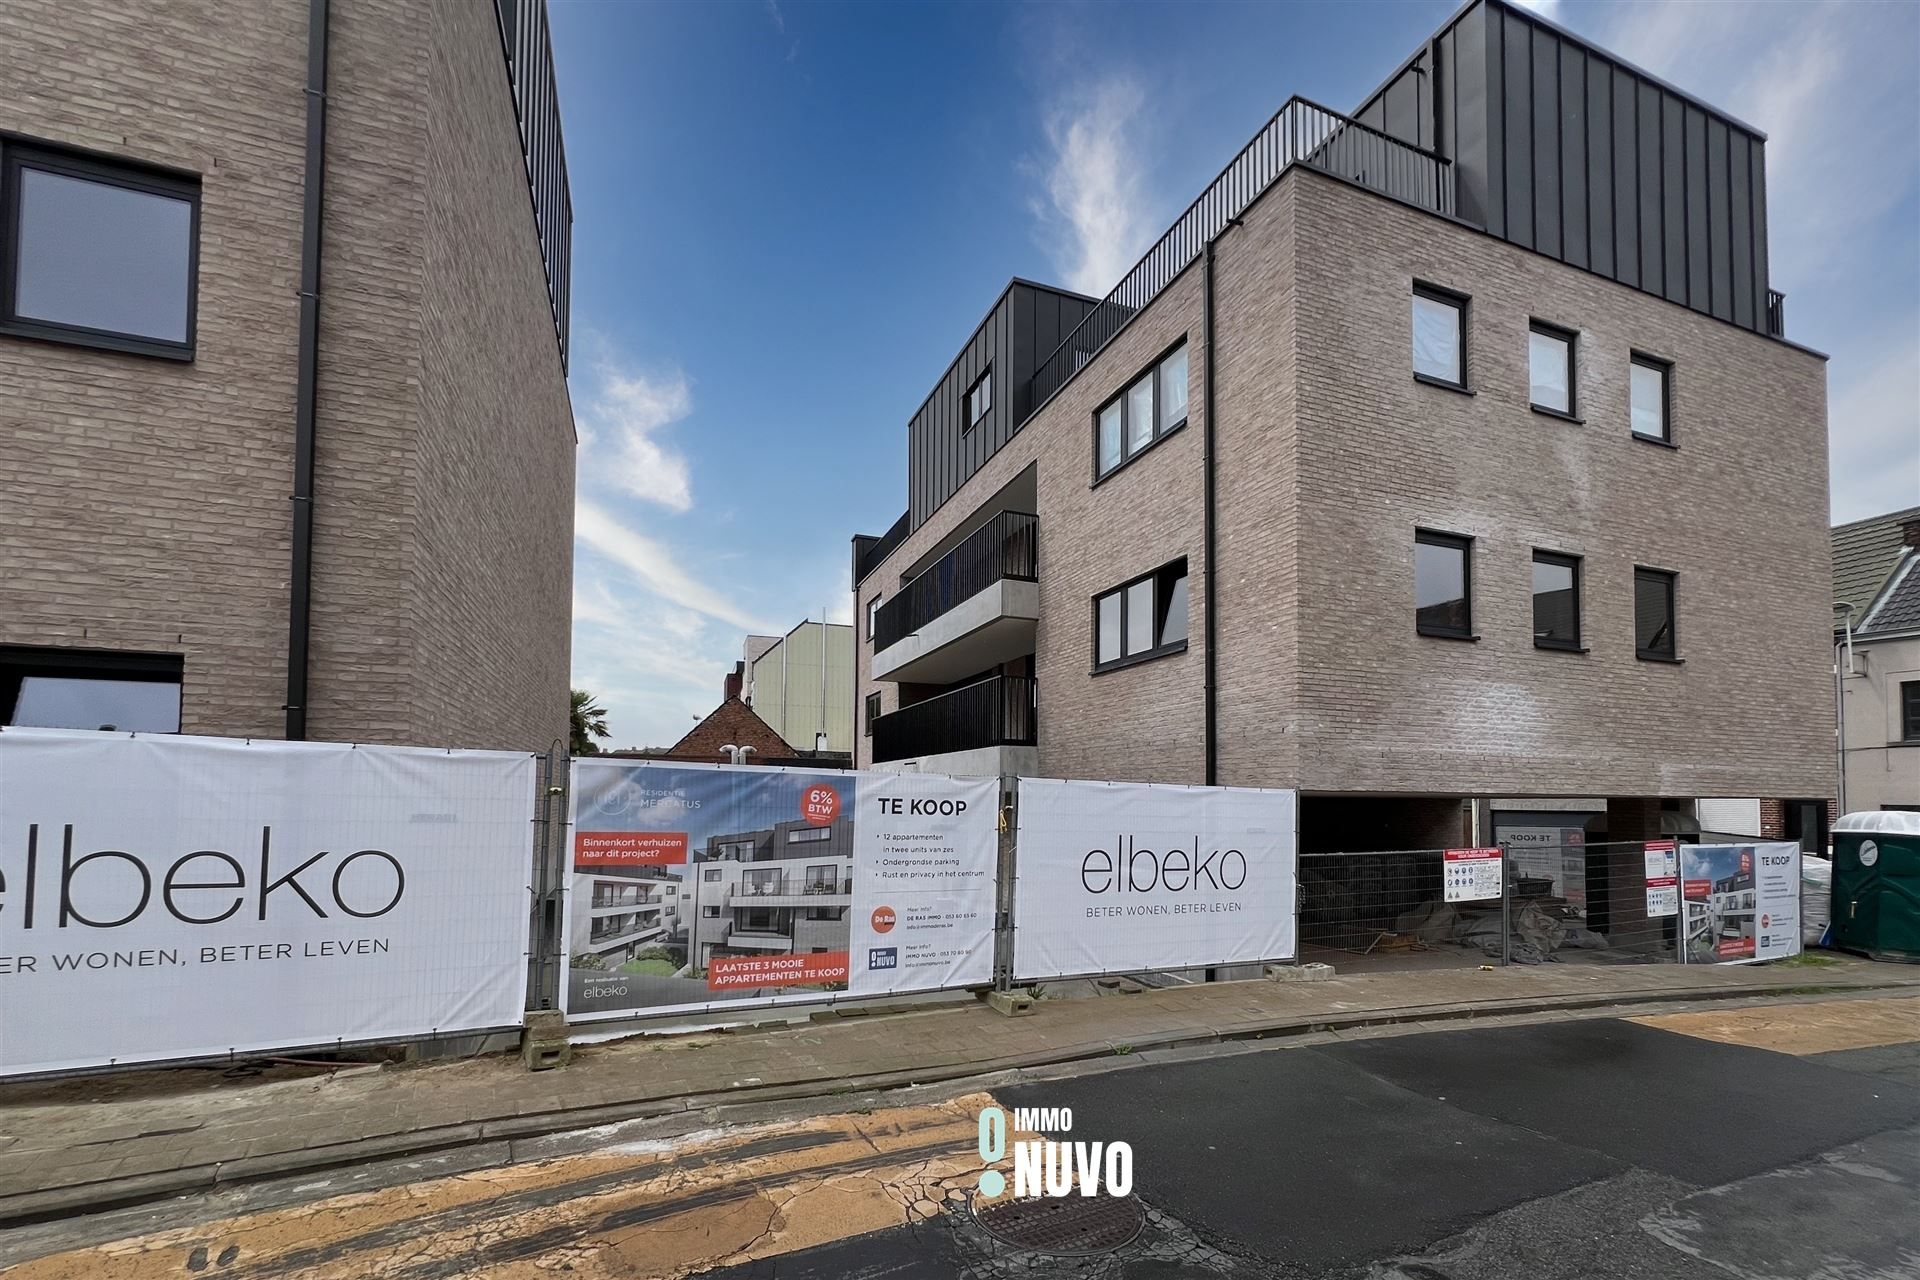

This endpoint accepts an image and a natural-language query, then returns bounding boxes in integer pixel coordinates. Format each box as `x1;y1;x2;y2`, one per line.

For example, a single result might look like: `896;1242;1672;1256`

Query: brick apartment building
853;0;1832;851
0;0;575;752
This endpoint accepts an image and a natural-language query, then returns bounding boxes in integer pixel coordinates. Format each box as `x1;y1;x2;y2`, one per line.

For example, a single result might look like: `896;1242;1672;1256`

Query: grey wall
907;281;1097;531
1355;0;1775;336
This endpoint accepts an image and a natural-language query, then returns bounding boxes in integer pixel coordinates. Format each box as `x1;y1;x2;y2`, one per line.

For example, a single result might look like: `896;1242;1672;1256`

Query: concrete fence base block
1268;962;1335;982
985;989;1037;1017
522;1010;572;1071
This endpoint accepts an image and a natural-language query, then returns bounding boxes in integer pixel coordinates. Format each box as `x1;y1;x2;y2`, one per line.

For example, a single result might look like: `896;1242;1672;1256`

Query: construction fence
0;727;1806;1079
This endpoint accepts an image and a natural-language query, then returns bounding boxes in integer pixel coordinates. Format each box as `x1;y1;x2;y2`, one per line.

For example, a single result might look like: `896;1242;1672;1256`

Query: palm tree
570;689;611;756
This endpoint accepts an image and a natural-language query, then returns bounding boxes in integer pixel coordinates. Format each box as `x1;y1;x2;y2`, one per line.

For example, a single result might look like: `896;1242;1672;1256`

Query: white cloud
575;498;773;635
579;361;695;512
1035;74;1152;297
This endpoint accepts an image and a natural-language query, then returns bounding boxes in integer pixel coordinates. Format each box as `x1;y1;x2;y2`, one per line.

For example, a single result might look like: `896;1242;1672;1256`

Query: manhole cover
971;1193;1145;1255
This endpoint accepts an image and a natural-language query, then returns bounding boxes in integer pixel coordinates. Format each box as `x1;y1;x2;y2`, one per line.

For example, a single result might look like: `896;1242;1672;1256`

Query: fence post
993;780;1017;993
1499;841;1512;966
527;746;568;1011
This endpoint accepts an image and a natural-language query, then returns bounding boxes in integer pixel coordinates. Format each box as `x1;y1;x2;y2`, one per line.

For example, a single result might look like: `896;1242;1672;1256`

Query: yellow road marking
1633;995;1920;1056
7;1093;1010;1280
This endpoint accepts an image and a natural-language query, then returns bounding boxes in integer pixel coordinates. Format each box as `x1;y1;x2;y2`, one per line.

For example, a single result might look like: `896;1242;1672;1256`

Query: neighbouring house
739;622;855;755
0;0;575;752
636;696;851;770
852;0;1831;879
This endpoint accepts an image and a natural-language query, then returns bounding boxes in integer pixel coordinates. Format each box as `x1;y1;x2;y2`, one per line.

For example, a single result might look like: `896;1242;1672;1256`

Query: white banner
561;761;996;1020
1680;841;1801;963
0;729;534;1077
1012;778;1297;981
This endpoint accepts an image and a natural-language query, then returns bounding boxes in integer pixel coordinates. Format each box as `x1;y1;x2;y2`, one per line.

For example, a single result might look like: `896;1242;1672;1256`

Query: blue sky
550;0;1920;748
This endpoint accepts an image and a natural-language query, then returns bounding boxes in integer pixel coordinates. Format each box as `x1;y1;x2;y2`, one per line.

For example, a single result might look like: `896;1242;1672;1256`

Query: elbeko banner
0;729;533;1078
1012;778;1297;981
1679;841;1801;963
561;760;996;1020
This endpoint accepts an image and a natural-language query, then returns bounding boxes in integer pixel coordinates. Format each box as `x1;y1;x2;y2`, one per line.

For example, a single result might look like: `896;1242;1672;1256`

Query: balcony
872;511;1038;683
872;674;1036;769
728;875;854;907
725;932;796;951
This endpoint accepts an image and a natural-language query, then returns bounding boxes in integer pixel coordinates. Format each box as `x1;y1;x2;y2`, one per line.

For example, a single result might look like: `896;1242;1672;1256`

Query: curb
0;976;1907;1228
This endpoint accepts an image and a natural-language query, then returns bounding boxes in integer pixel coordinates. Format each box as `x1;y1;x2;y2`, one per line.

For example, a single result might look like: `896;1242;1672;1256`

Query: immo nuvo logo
975;1105;1132;1199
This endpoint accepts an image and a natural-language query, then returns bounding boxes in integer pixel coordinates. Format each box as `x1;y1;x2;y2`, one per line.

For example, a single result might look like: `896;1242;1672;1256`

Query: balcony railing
732;875;853;898
1766;289;1786;338
873;511;1038;652
1025;95;1454;417
873;675;1036;764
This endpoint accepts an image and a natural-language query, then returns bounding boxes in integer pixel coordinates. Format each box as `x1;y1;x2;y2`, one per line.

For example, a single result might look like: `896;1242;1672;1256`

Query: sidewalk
3;957;1915;1225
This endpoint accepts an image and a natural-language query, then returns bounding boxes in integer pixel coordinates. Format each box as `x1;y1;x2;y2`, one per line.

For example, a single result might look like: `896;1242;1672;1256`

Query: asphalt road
6;994;1918;1279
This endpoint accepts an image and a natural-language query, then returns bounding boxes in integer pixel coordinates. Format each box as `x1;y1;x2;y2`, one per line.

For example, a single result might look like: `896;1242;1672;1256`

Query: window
1531;552;1582;649
1631;354;1672;442
1529;322;1575;416
1093;559;1189;671
1901;680;1920;742
1411;284;1467;389
788;825;831;843
2;141;199;358
702;905;721;918
1094;341;1189;479
864;691;881;737
0;646;183;732
1414;532;1474;638
964;367;992;429
866;595;881;643
702;867;723;882
1634;567;1678;660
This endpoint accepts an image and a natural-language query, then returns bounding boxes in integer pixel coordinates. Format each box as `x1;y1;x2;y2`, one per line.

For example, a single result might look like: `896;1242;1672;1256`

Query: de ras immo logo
974;1105;1132;1200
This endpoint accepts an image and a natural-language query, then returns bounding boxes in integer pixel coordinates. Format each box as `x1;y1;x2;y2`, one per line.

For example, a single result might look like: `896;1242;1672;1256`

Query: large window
1529;322;1576;416
2;141;199;358
1415;531;1474;638
1630;354;1672;443
866;594;881;643
1531;551;1582;650
964;367;992;429
1411;284;1467;389
0;646;183;732
788;825;831;843
1095;341;1189;479
1634;567;1678;660
1901;680;1920;742
1094;559;1189;671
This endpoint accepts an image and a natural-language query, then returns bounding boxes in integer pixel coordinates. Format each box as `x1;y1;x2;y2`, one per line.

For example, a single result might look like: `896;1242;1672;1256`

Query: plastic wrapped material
1801;854;1832;946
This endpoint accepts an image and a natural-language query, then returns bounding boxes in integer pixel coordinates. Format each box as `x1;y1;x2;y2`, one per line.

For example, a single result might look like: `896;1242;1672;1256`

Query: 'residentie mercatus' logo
0;824;407;930
1080;834;1247;894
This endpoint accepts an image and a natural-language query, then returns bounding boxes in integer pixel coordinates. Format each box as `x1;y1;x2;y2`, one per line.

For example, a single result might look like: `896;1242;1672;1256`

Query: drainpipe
1202;221;1240;786
286;0;330;740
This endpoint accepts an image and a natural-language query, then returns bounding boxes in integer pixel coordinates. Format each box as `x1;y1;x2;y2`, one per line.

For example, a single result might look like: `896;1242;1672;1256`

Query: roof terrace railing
1025;96;1454;417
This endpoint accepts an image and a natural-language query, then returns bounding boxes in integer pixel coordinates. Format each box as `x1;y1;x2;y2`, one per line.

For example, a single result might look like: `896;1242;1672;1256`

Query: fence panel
560;759;998;1022
0;727;535;1078
1010;778;1298;983
1298;849;1510;971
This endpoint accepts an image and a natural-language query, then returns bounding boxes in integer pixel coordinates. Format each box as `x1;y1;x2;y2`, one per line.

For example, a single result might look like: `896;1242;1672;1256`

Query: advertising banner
0;729;534;1078
1643;839;1679;919
1011;778;1297;982
561;761;996;1020
1679;842;1801;963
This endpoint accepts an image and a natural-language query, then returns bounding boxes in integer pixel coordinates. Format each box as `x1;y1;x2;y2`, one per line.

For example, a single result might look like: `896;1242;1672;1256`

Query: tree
570;688;611;756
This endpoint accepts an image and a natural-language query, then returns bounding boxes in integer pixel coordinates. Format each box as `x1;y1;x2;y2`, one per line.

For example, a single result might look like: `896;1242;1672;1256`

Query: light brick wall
0;0;573;754
858;166;1832;805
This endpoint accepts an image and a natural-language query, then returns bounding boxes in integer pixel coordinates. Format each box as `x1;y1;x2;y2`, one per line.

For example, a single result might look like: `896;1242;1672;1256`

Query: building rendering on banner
852;0;1832;866
675;816;855;973
0;0;576;753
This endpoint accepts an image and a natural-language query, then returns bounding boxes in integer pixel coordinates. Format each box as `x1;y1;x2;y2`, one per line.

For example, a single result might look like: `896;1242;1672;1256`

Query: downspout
1202;222;1240;787
286;0;330;740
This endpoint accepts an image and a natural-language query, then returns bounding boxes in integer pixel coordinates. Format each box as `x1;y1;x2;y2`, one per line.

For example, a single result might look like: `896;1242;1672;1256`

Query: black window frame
1634;565;1680;662
1530;550;1584;651
865;594;881;644
1;137;202;361
863;691;881;738
1414;530;1476;640
0;644;184;731
1410;281;1470;393
963;366;992;431
1092;557;1190;674
1900;680;1920;743
1092;338;1190;484
1527;319;1579;421
1629;352;1675;446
